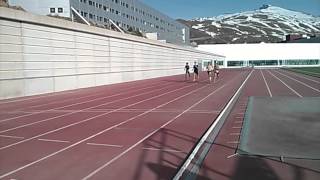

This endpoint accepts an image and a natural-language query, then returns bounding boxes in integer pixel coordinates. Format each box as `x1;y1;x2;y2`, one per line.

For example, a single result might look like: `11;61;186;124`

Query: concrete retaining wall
0;7;223;99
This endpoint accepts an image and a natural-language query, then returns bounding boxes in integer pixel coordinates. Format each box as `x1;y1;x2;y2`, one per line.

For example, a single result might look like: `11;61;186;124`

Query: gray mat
237;97;320;160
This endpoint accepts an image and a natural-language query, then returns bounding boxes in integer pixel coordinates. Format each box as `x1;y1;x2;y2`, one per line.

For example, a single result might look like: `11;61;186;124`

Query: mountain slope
179;5;320;44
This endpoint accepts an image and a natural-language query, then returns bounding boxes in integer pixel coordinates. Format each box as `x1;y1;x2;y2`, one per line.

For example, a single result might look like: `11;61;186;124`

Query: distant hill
178;5;320;44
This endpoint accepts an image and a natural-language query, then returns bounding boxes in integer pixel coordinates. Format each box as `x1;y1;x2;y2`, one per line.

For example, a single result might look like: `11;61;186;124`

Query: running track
195;69;320;180
0;68;319;180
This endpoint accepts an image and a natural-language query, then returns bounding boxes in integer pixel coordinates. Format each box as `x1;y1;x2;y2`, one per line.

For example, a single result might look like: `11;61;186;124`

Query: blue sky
140;0;320;19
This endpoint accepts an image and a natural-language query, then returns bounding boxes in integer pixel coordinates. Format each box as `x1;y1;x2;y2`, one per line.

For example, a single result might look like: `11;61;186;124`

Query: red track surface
196;69;320;180
0;69;249;180
0;68;319;180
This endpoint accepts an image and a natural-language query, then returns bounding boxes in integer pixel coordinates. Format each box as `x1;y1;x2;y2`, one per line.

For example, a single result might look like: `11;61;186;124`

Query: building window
58;8;63;13
89;1;92;5
50;8;55;13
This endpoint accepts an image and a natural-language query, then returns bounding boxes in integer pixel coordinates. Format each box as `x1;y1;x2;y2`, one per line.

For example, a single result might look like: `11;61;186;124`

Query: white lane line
0;81;210;179
235;117;243;119
227;153;238;159
0;82;172;123
86;143;123;148
232;126;242;129
234;121;243;124
18;81;166;111
38;139;70;143
227;141;239;144
173;70;252;180
275;70;320;93
229;133;241;136
268;70;303;97
0;83;179;133
0;82;199;149
282;69;320;84
260;69;273;97
0;80;164;105
0;135;24;139
142;147;184;153
82;84;228;180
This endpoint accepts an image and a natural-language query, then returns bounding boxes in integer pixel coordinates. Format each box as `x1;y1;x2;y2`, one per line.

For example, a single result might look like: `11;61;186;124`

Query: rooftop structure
8;0;190;45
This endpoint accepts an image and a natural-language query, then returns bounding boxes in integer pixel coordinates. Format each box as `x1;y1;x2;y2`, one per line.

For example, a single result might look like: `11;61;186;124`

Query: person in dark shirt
184;62;190;80
193;62;199;82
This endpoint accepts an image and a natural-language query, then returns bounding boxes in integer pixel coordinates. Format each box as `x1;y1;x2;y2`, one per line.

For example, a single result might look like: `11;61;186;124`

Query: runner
214;63;220;82
184;62;191;80
206;63;214;83
193;62;199;82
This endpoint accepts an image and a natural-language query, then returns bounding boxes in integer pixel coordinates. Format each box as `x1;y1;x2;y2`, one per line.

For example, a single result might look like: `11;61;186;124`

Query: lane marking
268;70;303;97
38;139;70;143
275;70;320;93
173;70;253;180
18;81;167;111
0;83;182;133
227;153;238;159
229;133;241;136
0;82;172;123
282;69;320;84
82;83;228;180
260;69;273;97
234;121;243;124
86;143;123;148
0;80;165;105
142;147;184;153
235;116;243;119
227;141;239;144
0;81;211;178
0;135;24;139
232;126;242;129
0;82;199;149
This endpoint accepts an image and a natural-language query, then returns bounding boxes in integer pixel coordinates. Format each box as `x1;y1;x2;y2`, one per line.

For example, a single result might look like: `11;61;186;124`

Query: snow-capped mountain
178;5;320;44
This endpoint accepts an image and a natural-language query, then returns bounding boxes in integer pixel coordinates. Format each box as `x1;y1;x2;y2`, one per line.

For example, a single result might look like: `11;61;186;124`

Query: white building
197;43;320;68
8;0;190;45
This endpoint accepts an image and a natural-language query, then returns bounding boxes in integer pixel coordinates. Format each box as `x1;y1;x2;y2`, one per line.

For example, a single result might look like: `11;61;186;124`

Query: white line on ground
227;141;239;144
260;69;273;97
234;121;243;124
0;82;172;123
0;81;210;179
19;81;167;111
282;69;320;84
227;153;238;159
86;143;123;148
268;70;303;97
173;70;252;180
236;112;245;115
229;133;241;136
81;83;228;180
0;135;24;139
142;147;183;153
0;83;179;133
0;82;199;149
275;70;320;93
235;117;243;119
232;126;242;129
37;139;70;143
